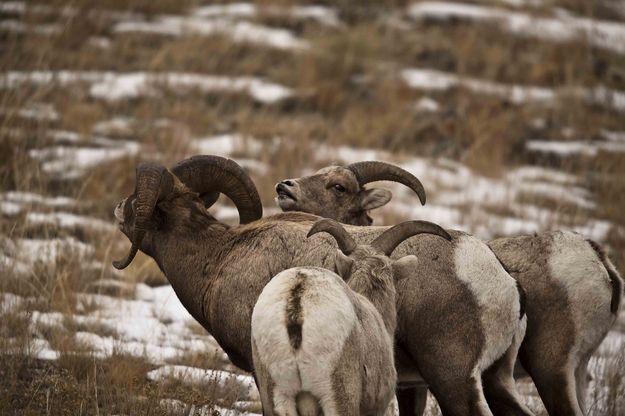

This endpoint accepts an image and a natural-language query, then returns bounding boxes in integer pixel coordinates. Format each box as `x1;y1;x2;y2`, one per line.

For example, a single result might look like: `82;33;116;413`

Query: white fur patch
252;267;357;402
547;232;615;367
454;236;520;372
114;199;125;222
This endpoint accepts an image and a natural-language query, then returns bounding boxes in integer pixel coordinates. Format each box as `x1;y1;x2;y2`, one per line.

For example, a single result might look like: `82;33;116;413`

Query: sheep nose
281;179;295;187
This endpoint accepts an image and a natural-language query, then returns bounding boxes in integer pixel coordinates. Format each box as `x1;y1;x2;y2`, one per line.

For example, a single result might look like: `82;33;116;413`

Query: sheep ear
392;255;418;281
361;188;392;211
334;250;355;280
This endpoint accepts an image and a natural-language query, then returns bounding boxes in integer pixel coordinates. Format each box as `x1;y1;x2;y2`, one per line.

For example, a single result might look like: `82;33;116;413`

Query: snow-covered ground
0;1;338;49
0;71;293;104
408;1;625;54
401;68;625;112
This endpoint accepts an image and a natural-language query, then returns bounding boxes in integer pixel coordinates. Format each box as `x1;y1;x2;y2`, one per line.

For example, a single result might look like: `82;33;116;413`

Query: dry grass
0;351;220;416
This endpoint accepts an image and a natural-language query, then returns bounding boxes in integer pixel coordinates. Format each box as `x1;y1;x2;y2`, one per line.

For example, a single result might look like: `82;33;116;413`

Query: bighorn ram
252;219;451;415
276;161;624;416
114;156;524;416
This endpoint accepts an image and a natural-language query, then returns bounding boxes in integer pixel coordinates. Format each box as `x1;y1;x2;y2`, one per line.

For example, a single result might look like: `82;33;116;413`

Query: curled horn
371;220;452;256
171;155;262;224
113;163;174;270
307;219;357;255
347;161;427;205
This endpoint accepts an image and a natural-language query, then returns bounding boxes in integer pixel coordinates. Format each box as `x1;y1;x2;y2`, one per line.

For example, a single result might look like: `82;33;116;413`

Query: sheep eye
334;184;346;192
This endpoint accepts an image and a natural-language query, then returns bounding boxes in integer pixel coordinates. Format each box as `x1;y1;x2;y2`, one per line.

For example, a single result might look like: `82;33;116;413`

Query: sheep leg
396;386;427;416
518;316;583;416
273;390;299;416
482;318;534;416
526;367;582;416
423;371;493;416
256;376;275;416
252;340;276;416
318;394;357;416
482;356;533;416
296;391;322;416
574;353;592;415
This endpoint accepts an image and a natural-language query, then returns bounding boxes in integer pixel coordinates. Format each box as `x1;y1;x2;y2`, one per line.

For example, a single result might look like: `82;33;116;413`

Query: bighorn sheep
114;156;524;416
252;219;451;416
276;161;623;416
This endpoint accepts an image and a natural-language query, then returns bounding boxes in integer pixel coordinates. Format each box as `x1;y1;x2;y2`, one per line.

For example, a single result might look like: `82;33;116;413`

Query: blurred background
1;0;624;414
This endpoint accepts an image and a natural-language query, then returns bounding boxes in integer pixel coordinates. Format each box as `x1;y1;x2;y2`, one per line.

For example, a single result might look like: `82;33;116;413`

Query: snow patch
401;67;625;113
26;212;114;232
48;130;82;144
1;201;21;216
69;285;227;365
414;96;440;112
601;130;625;143
192;134;269;174
93;117;136;136
191;2;339;26
194;3;257;18
1;191;75;208
147;365;259;401
74;331;181;363
407;2;625;55
402;68;554;104
0;103;59;121
0;292;30;314
286;5;340;26
0;19;61;35
114;17;308;50
1;237;93;269
494;0;544;6
0;1;26;13
0;191;84;218
29;139;139;179
193;134;264;156
160;398;261;416
526;139;625;157
87;36;112;49
2;337;60;361
0;71;293;104
112;2;337;48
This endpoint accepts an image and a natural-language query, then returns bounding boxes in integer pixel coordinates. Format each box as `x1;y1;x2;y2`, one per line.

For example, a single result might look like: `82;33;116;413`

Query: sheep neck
151;221;229;334
349;276;398;337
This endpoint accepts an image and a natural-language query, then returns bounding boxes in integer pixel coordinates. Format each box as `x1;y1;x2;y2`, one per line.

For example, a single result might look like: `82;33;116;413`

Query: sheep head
113;155;263;270
307;218;451;286
276;161;425;225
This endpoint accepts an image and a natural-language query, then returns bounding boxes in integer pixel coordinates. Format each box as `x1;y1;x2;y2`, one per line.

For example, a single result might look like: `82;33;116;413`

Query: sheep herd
113;155;622;416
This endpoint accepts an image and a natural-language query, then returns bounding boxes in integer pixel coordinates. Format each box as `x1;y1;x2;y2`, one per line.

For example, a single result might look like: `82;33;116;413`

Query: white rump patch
454;236;520;372
252;267;357;399
547;232;615;364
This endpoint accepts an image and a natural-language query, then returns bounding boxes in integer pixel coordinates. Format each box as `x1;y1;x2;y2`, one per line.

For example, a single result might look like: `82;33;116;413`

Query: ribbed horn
347;161;426;205
307;219;357;255
371;220;451;256
113;163;174;270
171;155;262;224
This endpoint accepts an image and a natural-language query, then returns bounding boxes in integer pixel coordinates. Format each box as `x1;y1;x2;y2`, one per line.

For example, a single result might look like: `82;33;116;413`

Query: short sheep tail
296;391;321;416
587;239;623;315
